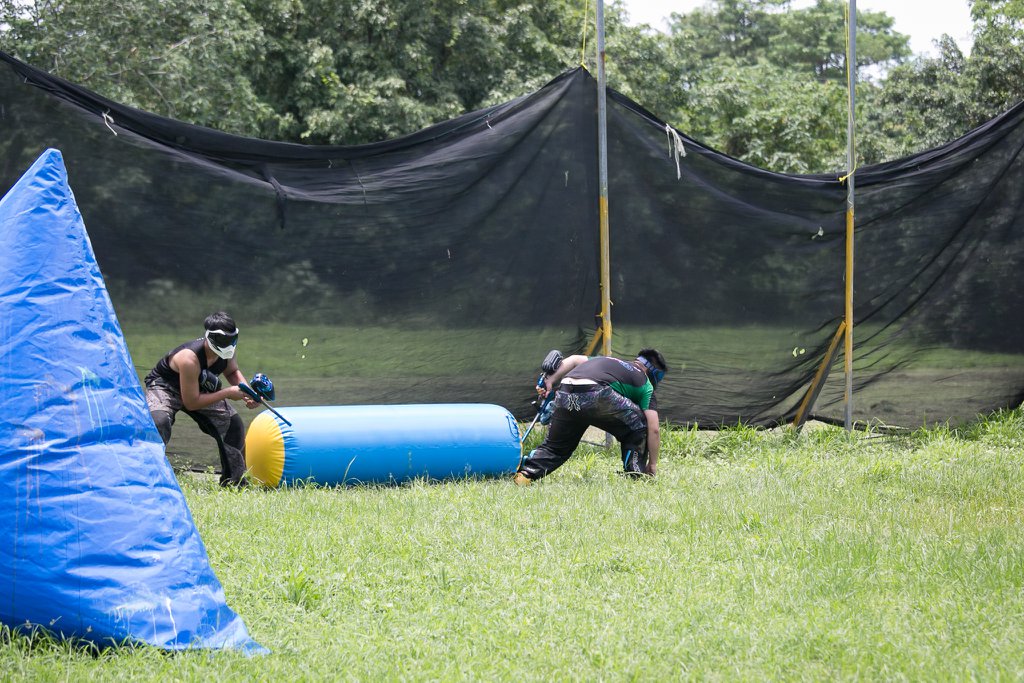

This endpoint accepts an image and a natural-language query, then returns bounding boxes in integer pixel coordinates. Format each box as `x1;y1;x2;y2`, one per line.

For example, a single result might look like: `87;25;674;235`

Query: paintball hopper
249;372;276;401
535;350;562;425
541;349;563;375
240;373;290;426
521;350;564;443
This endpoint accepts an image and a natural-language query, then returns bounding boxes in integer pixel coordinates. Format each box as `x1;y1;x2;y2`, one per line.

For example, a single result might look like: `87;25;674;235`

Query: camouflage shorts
145;379;238;431
145;379;246;486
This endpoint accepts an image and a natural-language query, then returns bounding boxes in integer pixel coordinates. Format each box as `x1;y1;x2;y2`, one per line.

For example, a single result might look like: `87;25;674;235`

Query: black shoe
622;449;647;475
219;473;249;488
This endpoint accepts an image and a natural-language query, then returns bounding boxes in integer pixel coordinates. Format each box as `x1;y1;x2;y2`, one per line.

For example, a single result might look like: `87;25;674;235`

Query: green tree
768;0;909;79
684;60;849;172
860;37;972;162
6;0;993;172
244;0;590;143
605;0;910;173
0;0;275;136
864;0;1024;162
1;0;603;144
971;0;1024;27
961;1;1024;122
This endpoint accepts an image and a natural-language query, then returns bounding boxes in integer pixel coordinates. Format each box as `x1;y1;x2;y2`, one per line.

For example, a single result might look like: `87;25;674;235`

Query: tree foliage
604;0;911;173
242;0;591;143
1;0;1023;172
860;0;1024;162
0;0;274;136
0;0;592;143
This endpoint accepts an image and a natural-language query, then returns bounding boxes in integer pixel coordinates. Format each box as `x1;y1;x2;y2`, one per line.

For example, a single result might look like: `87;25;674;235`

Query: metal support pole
844;0;857;430
596;0;612;358
596;1;613;448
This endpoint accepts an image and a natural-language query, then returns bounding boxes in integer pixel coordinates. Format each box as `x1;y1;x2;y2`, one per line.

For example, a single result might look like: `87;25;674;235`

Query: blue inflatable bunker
245;404;522;487
0;149;265;653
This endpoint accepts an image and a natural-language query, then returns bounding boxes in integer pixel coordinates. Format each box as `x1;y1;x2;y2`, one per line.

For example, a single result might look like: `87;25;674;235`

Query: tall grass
3;412;1023;680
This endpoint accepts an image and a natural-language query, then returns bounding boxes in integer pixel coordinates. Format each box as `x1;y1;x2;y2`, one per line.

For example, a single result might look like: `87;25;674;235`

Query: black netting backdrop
2;51;1022;463
605;91;1024;427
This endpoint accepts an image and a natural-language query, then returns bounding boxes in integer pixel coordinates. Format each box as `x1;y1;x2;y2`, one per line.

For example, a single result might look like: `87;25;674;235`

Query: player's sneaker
622;449;647;477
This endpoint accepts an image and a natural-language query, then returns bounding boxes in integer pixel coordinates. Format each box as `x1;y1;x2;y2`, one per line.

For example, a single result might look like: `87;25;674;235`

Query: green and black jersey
564;356;658;411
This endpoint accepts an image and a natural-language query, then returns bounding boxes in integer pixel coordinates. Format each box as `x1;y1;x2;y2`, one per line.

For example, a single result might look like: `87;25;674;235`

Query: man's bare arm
543;354;588;394
173;351;246;411
644;408;660;476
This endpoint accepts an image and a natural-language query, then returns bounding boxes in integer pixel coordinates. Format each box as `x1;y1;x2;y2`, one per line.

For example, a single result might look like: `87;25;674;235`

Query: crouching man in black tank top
514;348;668;484
144;311;258;486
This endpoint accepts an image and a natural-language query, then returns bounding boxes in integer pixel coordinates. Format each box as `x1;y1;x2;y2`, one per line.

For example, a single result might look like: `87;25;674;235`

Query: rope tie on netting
102;111;118;136
665;124;686;179
260;164;288;230
579;0;591;67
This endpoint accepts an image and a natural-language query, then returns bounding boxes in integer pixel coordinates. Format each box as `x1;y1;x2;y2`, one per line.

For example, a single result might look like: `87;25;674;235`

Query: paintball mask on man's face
205;328;239;359
637;356;665;388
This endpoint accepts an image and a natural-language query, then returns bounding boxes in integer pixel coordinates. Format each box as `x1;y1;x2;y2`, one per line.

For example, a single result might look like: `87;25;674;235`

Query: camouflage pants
517;385;648;481
145;379;247;486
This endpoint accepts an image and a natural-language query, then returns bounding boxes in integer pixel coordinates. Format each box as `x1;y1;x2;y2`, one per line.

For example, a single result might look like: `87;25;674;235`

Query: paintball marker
239;372;292;426
520;349;563;443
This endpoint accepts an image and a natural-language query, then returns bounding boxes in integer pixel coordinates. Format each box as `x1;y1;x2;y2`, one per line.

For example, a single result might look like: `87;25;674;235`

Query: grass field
3;410;1023;680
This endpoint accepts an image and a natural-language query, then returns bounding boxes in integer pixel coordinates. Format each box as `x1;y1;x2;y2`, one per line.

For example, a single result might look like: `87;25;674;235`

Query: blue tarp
0;149;265;653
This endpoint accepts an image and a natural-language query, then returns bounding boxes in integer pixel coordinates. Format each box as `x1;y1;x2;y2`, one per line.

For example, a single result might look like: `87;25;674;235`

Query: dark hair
637;348;667;373
204;311;236;332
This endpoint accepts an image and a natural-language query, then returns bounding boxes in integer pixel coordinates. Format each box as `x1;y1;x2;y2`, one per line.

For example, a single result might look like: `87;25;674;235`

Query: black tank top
144;338;228;387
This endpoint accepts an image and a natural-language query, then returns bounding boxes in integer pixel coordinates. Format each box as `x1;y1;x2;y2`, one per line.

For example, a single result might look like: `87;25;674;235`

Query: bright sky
618;0;975;56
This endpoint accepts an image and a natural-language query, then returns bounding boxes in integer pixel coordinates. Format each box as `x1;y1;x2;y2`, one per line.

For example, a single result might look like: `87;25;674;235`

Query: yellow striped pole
596;0;612;357
844;0;857;430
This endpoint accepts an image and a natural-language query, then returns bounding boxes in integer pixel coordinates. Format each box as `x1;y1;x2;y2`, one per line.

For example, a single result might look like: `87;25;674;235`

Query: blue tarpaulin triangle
0;148;266;653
